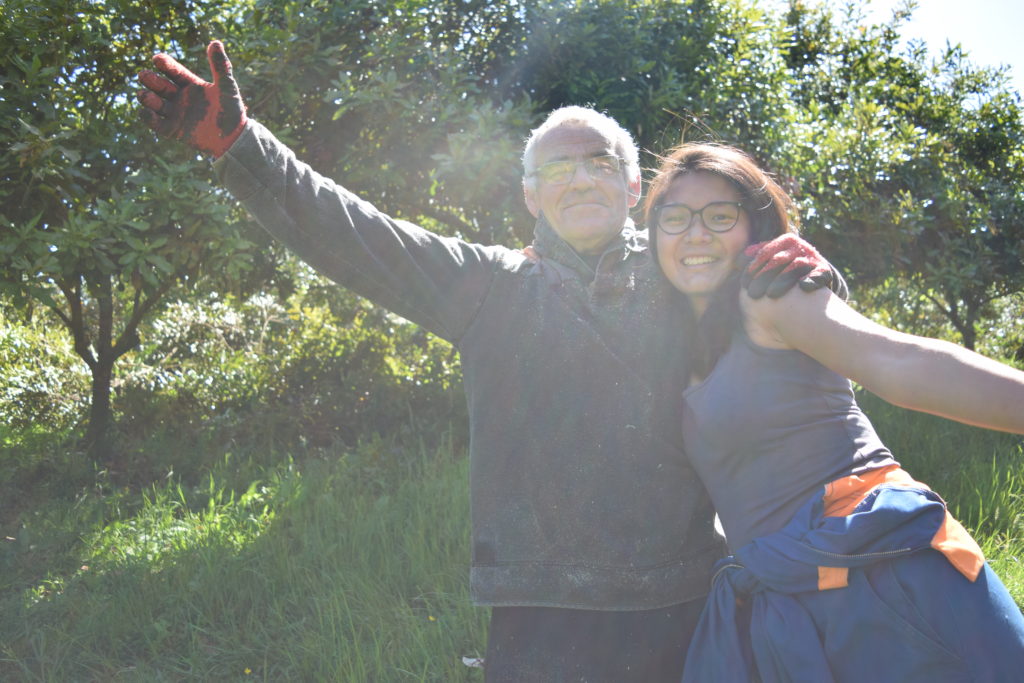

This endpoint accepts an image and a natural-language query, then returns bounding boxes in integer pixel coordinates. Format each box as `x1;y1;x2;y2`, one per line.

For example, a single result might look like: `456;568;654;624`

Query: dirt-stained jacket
214;120;722;609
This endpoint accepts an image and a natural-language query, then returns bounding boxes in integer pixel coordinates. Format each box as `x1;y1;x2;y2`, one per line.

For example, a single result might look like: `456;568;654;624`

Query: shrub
0;312;89;437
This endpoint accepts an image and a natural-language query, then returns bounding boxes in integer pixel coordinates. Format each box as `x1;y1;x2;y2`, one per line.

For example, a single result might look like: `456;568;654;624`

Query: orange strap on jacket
815;465;984;590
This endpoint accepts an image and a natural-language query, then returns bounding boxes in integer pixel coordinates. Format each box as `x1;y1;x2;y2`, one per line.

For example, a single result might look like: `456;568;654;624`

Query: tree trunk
940;291;977;351
960;322;976;351
84;358;115;464
955;300;978;351
61;272;152;468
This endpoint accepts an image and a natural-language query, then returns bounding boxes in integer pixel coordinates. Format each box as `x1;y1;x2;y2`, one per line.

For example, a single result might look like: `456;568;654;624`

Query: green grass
0;435;486;681
1;397;1022;681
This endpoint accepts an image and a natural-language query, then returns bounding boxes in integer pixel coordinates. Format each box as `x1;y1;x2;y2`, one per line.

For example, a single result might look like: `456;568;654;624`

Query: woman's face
654;172;753;316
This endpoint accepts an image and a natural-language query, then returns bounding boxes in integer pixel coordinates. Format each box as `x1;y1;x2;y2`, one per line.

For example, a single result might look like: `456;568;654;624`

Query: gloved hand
742;233;848;300
137;40;247;158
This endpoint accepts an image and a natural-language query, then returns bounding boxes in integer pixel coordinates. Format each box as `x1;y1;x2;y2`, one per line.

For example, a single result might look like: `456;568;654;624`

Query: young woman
644;143;1024;682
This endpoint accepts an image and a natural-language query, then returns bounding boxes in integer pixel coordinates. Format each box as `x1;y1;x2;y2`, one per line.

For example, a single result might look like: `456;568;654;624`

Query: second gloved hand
742;234;848;300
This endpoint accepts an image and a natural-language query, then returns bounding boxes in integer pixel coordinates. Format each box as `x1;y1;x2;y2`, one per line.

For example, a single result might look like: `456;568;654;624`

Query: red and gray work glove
137;40;247;158
742;233;848;300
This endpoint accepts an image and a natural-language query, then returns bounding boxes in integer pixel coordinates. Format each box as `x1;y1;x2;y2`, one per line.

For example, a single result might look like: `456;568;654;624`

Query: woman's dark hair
643;143;799;378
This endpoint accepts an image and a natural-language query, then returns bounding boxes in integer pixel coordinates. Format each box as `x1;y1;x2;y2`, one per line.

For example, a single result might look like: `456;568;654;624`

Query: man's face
523;125;641;255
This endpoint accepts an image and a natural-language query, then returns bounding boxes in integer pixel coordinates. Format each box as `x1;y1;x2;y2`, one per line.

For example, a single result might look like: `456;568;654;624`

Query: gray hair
521;106;641;183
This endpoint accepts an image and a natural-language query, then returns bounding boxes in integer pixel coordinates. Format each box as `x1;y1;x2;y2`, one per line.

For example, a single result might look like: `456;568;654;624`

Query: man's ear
523;180;540;218
626;174;642;208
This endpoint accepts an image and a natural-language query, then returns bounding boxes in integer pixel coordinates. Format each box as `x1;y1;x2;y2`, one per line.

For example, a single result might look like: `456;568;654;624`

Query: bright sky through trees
779;0;1024;96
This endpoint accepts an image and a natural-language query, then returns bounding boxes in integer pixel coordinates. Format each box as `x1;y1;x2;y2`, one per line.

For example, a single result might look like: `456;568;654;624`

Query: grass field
1;392;1022;681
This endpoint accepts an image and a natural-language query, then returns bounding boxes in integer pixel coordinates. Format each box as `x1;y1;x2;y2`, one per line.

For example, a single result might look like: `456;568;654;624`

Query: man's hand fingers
152;53;205;88
752;250;807;279
799;269;832;293
747;256;815;299
138;69;179;97
745;233;845;299
137;89;168;115
138;97;181;136
748;262;815;299
743;240;774;273
139;107;167;133
206;40;235;87
138;42;247;156
744;263;776;298
799;266;849;299
765;264;813;299
744;234;818;273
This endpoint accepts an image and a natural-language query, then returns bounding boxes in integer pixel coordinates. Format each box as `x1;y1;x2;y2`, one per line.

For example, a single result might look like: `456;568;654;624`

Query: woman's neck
689;295;709;319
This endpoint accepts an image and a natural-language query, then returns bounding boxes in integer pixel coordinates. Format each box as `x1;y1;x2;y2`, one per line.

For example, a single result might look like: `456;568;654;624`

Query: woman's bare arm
743;287;1024;434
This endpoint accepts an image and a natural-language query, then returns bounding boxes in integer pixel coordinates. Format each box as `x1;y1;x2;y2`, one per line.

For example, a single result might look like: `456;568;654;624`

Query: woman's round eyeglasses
653;201;744;235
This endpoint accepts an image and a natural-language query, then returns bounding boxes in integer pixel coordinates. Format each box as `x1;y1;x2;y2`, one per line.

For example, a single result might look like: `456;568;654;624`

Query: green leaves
777;0;1024;347
0;0;275;456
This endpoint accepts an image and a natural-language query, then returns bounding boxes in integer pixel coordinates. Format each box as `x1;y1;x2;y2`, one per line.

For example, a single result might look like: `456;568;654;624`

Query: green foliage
780;0;1024;348
980;293;1024;364
265;303;462;448
107;266;464;474
0;0;272;459
0;313;89;435
505;0;800;162
232;0;538;245
3;4;1021;673
4;0;1021;463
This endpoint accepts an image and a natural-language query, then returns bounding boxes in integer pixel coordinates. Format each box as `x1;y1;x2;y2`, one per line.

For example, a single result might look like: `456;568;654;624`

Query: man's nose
566;162;597;188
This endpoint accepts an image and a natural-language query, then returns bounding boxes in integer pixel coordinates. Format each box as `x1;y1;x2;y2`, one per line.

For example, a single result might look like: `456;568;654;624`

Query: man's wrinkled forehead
533;124;617;165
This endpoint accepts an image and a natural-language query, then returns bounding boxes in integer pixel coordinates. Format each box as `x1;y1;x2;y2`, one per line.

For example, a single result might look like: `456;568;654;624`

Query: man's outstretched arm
135;41;501;342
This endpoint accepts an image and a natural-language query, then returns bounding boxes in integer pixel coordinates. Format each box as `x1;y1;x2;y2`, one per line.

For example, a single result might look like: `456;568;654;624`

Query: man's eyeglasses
529;155;626;185
653;201;744;235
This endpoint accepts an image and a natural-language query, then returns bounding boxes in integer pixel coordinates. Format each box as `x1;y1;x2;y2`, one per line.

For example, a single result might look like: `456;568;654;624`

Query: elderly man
138;41;842;681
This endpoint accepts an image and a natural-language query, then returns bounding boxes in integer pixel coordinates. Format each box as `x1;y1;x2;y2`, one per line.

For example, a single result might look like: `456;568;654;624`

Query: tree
779;0;1024;349
500;0;801;169
0;0;263;461
227;0;539;245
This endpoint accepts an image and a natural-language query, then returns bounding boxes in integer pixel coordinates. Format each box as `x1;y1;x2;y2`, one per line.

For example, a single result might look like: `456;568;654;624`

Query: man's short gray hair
521;106;641;183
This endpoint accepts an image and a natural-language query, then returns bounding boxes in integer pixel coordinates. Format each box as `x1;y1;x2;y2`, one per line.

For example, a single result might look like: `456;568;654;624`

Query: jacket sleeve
213;120;508;343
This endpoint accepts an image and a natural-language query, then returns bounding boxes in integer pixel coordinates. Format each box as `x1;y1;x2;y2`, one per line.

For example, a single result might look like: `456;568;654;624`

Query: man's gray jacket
215;120;722;610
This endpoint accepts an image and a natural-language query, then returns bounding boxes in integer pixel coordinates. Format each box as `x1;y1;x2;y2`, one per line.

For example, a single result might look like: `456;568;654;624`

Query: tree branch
96;274;115;365
58;276;97;370
111;271;181;361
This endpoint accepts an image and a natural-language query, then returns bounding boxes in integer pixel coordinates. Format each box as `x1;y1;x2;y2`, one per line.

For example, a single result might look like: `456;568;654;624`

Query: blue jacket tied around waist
683;484;957;683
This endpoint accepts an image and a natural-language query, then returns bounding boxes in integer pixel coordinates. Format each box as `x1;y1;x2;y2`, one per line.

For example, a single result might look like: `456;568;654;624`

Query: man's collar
531;216;642;278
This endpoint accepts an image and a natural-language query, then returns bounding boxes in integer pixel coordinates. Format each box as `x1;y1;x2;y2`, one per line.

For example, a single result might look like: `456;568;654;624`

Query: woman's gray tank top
682;329;895;551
